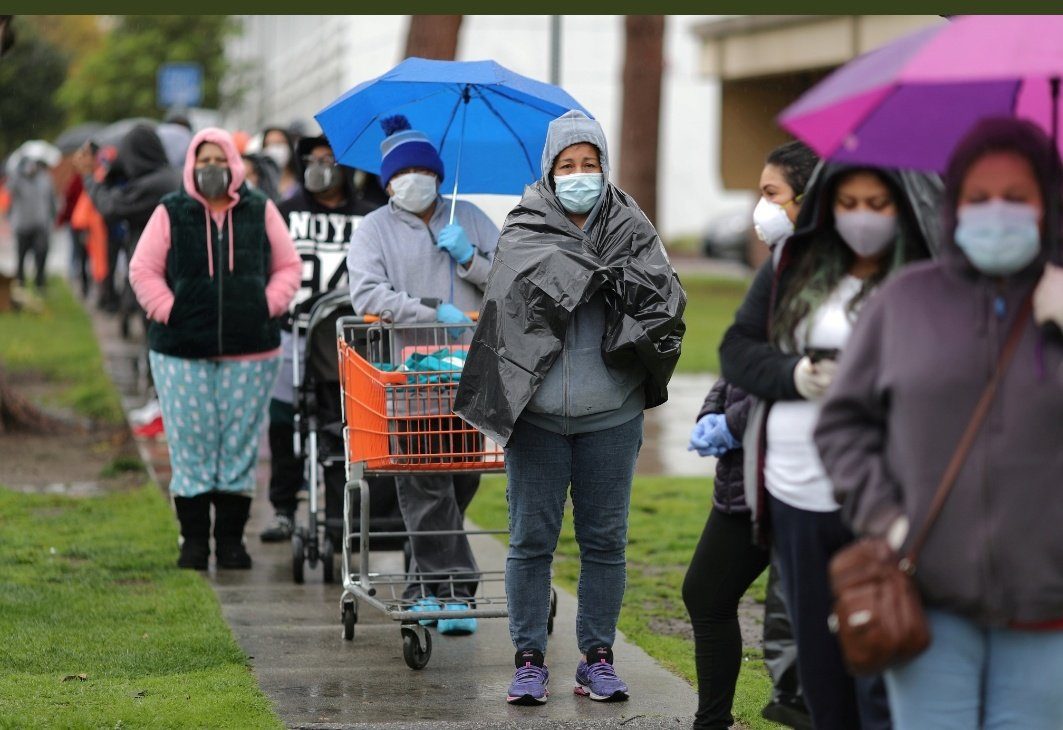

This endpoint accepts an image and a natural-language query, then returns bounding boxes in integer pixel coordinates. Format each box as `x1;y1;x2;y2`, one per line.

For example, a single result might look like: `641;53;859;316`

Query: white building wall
224;15;741;240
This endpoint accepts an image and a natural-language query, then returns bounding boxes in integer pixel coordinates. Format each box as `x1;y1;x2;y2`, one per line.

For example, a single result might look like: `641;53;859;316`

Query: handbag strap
902;292;1034;574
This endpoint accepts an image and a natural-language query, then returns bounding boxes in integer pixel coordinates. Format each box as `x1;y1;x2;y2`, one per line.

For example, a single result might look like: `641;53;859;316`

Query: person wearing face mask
256;126;299;201
454;110;686;706
816;118;1063;729
346;114;499;636
259;135;387;543
753;141;820;268
128;128;302;572
683;139;819;730
719;160;937;730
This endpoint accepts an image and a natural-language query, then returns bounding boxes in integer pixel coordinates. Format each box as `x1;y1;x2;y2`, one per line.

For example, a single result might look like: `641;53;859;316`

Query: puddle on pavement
638;373;716;477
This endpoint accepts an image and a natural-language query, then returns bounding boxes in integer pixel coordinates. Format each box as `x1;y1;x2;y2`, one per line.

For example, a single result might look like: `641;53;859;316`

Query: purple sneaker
507;648;549;705
574;647;629;702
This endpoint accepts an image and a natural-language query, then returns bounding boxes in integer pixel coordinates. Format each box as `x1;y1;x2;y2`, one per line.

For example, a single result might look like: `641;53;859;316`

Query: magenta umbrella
779;15;1063;172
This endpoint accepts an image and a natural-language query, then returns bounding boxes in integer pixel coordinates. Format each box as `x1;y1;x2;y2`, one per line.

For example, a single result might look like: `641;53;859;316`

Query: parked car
701;204;754;262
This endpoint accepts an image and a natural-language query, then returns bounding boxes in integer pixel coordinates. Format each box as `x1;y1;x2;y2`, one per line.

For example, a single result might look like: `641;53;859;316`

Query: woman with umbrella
718;159;937;730
816;118;1063;728
455;110;686;706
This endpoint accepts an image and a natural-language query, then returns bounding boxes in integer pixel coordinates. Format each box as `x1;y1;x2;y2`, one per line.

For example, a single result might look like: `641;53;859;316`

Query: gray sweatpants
393;415;481;601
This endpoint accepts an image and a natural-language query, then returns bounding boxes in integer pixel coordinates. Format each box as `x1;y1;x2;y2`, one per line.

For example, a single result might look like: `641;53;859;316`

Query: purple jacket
697;378;753;513
815;244;1063;626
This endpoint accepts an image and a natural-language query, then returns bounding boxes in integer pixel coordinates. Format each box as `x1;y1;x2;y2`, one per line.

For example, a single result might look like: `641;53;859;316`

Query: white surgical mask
955;200;1041;276
753;198;795;249
554;172;603;214
390;172;438;214
835;210;897;258
263;143;290;170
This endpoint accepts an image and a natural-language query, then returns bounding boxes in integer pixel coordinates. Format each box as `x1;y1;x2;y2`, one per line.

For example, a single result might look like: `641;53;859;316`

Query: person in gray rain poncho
454;110;686;706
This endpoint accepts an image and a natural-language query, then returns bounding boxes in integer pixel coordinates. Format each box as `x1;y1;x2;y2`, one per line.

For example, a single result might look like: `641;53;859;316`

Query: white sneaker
130;398;162;426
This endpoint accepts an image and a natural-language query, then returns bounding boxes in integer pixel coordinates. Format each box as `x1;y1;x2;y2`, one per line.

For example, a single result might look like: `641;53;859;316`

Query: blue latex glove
687;413;741;457
436;302;473;338
437;223;475;265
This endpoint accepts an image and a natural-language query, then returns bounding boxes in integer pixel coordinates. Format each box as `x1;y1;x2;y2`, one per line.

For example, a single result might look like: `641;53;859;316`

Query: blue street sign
157;62;203;109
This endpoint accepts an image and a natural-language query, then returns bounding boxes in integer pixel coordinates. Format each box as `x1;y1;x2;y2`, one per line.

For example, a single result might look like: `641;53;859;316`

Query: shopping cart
336;315;556;669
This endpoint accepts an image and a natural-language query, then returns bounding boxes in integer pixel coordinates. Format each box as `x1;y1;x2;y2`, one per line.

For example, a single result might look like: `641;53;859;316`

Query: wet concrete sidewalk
88;303;700;727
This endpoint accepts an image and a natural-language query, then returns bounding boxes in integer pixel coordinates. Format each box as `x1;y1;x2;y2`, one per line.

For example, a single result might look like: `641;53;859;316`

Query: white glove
1033;264;1063;328
793;356;837;400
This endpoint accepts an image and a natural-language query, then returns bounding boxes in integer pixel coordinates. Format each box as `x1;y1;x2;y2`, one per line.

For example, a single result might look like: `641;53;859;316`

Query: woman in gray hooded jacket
455;110;685;706
815;118;1063;729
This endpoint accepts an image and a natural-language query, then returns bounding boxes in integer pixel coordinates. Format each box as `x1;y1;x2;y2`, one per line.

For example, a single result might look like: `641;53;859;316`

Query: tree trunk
618;15;665;226
0;366;68;434
404;15;463;61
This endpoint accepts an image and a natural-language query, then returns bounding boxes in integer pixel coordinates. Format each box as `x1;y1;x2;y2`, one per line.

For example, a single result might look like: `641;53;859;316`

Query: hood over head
181;128;248;280
182;127;246;206
541;110;609;184
783;161;941;265
112;124;169;181
943;117;1061;268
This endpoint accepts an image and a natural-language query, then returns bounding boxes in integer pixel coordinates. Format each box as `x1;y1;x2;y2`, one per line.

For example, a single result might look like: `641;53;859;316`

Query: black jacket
279;137;388;318
86;125;180;246
697;379;753;513
454;179;686;446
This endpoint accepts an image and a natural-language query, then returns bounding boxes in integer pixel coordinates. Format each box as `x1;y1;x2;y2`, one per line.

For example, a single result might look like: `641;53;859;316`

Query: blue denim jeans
504;414;643;655
885;608;1063;729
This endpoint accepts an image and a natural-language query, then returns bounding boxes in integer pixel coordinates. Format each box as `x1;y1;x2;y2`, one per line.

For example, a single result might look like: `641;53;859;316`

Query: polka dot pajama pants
149;350;280;498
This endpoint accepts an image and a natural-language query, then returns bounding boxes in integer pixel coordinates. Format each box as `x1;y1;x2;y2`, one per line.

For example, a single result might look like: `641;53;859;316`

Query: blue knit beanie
379;115;445;186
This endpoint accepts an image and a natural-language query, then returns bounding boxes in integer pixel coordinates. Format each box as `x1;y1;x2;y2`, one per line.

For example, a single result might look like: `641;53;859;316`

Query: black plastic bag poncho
454;180;686;446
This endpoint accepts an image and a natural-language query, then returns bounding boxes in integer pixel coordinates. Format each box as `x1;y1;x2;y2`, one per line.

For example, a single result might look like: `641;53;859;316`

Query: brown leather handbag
828;294;1033;676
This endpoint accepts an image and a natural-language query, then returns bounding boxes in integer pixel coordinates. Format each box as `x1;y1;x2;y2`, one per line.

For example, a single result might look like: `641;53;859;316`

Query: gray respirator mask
194;164;231;199
304;162;340;194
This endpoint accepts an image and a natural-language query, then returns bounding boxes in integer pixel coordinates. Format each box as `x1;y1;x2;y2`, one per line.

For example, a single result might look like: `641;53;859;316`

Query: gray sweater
815;251;1063;626
346;196;499;322
9;166;56;234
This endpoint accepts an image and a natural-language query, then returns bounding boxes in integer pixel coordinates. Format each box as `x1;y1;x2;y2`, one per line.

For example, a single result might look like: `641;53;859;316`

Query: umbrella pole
449;87;470;225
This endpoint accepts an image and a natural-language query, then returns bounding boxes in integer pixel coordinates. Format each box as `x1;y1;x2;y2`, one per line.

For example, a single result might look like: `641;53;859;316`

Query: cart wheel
401;626;432;670
548;587;558;635
342;600;357;640
321;535;335;584
291;532;305;584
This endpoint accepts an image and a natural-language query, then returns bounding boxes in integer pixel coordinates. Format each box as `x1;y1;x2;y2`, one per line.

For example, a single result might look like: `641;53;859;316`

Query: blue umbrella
315;57;592;213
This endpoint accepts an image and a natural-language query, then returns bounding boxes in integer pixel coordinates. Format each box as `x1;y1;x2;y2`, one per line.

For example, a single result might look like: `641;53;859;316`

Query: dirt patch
0;428;143;495
649;595;765;651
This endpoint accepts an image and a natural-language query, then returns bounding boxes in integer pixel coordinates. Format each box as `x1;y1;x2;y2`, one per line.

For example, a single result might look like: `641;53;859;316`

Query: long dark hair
771;168;924;352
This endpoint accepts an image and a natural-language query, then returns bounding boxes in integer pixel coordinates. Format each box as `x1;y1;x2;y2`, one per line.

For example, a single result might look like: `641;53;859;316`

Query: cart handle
359;312;479;324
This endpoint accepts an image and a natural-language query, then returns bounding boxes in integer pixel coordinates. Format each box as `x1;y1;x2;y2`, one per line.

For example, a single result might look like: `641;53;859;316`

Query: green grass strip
0;280;280;727
468;474;782;730
0;280;124;424
0;486;281;728
674;274;750;375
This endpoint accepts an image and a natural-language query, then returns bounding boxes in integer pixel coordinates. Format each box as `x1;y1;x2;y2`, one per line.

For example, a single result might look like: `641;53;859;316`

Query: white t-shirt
765;275;865;512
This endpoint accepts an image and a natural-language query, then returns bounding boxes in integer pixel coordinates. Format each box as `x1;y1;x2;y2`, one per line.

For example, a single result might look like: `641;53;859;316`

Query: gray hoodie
521;110;646;435
9;161;56;234
346;195;498;322
814;235;1063;626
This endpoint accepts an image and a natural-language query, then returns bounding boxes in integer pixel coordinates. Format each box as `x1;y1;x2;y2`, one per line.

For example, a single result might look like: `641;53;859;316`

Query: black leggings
682;508;770;729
